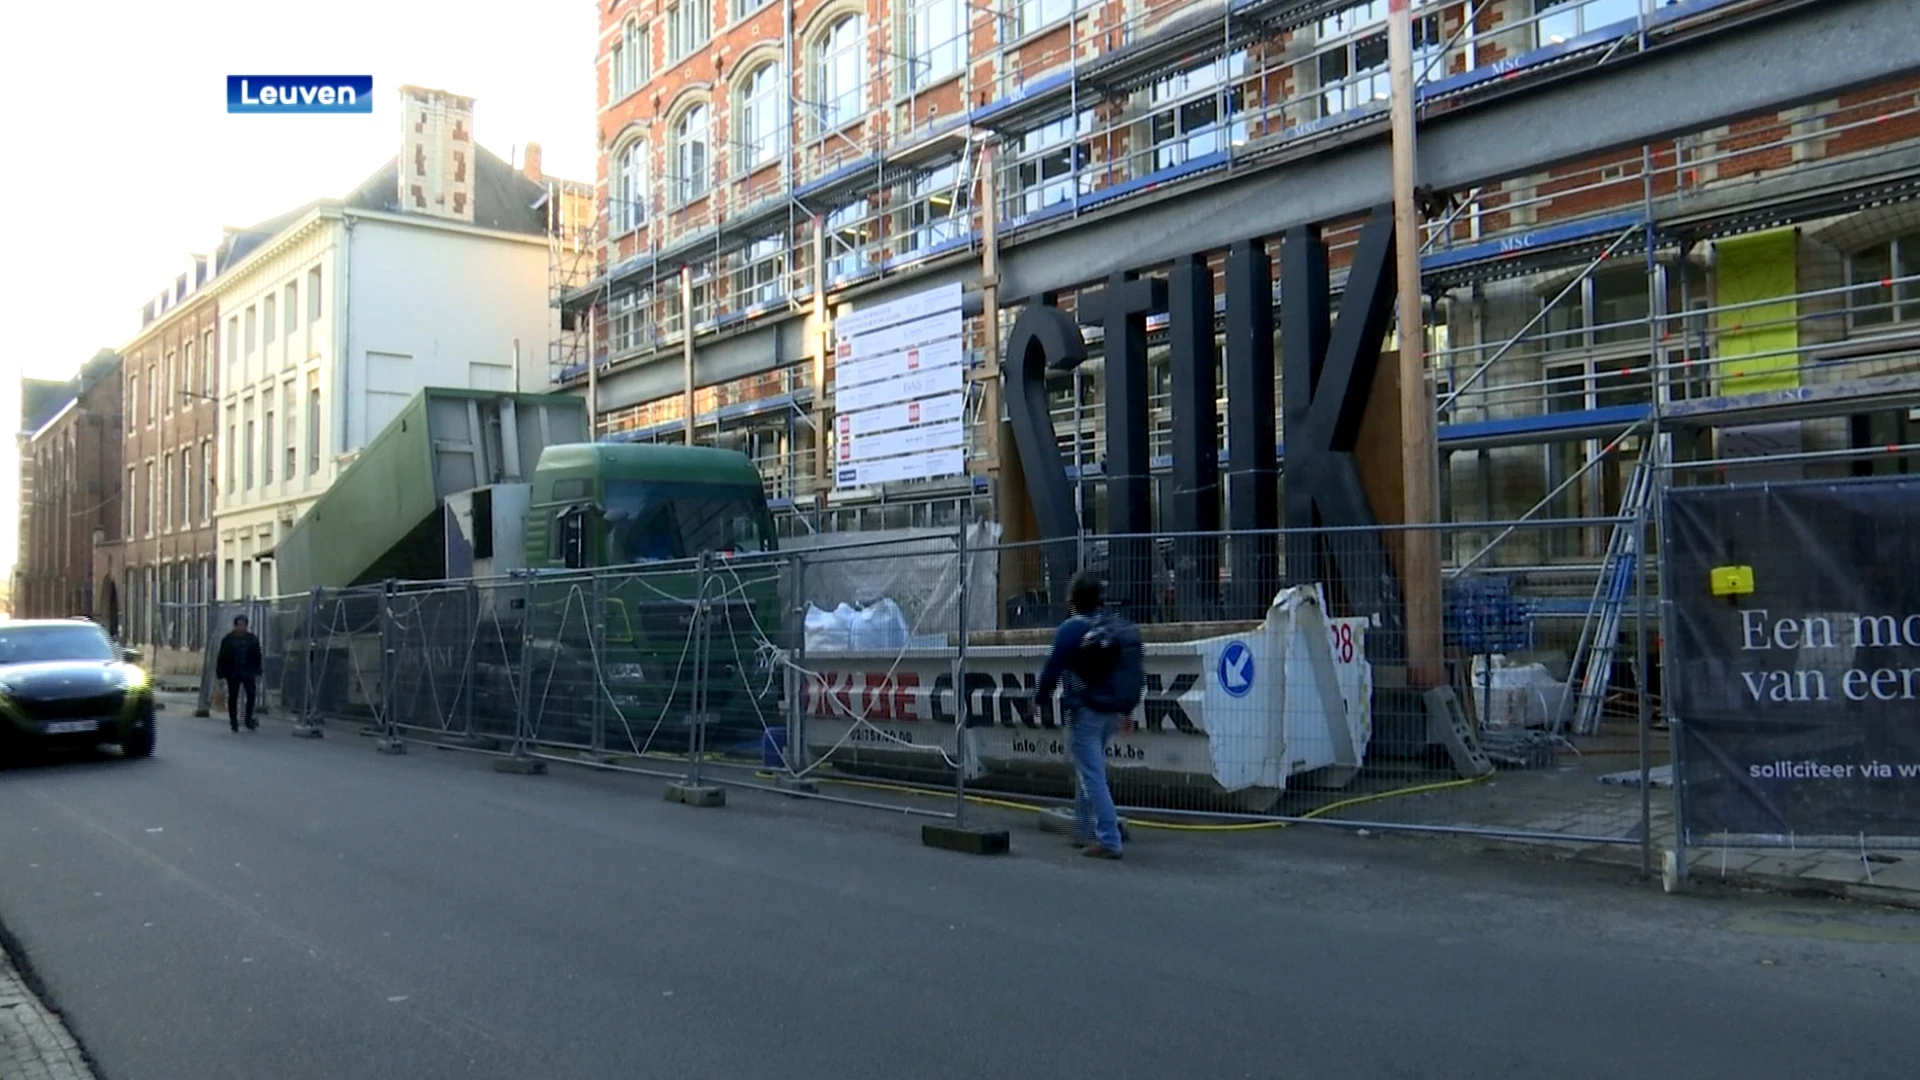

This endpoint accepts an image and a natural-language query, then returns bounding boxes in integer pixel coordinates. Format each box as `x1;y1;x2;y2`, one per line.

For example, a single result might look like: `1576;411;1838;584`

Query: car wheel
124;711;156;759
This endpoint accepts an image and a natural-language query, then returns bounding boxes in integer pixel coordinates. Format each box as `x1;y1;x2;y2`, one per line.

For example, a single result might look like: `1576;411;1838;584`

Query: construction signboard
1665;477;1920;843
832;283;966;489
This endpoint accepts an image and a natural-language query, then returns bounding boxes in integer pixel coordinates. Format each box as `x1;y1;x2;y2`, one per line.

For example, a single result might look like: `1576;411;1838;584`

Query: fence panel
1664;476;1920;856
785;530;976;820
253;517;1655;853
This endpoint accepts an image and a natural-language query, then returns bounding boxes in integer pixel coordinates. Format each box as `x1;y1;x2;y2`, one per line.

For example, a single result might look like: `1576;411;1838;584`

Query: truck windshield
602;481;772;565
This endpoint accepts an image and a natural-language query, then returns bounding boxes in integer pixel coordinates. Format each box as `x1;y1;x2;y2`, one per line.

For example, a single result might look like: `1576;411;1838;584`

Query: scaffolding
560;0;1920;549
545;177;603;390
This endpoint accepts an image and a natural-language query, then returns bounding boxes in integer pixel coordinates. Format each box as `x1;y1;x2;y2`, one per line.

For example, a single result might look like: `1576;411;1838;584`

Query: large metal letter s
1005;298;1086;612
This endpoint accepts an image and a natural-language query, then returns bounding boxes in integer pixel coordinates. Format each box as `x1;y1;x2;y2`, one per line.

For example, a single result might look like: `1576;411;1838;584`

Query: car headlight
120;666;150;691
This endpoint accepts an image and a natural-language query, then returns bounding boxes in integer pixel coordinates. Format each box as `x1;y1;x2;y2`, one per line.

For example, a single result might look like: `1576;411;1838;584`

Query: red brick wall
17;358;121;621
116;293;221;586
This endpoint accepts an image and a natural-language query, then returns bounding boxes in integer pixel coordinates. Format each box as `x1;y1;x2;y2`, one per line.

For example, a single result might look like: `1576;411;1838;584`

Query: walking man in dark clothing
1036;572;1145;859
215;615;264;732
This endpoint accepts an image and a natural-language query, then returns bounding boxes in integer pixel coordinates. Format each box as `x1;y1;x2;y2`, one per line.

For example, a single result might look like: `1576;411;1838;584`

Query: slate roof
341;144;551;235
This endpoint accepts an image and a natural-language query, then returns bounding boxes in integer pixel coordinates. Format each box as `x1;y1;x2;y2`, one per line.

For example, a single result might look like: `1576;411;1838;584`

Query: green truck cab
521;442;786;753
530;443;776;571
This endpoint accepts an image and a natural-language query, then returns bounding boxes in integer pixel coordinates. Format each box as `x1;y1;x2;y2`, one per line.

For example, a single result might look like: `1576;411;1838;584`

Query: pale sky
0;0;600;579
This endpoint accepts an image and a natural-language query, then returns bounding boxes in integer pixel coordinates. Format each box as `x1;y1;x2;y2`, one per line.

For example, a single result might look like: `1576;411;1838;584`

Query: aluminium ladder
1560;452;1655;737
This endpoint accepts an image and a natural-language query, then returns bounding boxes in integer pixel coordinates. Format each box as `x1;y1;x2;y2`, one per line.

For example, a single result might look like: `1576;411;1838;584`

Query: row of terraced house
11;85;590;673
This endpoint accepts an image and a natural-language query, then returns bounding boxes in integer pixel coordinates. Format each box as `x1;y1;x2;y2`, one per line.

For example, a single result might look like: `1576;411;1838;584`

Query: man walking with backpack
215;615;264;732
1036;572;1144;859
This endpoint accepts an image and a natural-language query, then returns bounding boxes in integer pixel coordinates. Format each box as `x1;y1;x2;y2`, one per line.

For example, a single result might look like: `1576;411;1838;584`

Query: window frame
666;0;712;66
907;0;966;90
1846;234;1920;332
672;101;712;205
1012;0;1075;41
611;136;650;234
812;14;867;136
737;61;787;172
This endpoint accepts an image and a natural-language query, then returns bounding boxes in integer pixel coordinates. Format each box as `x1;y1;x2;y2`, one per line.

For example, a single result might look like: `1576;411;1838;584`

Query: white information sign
832;283;968;488
839;393;966;438
835;448;966;488
838;419;965;465
832;281;963;340
834;336;964;394
834;366;963;414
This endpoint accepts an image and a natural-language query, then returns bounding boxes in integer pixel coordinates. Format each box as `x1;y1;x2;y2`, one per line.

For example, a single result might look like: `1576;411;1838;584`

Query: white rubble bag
1471;656;1567;730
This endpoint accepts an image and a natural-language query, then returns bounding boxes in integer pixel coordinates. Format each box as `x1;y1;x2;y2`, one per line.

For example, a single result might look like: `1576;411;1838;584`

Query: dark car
0;619;155;760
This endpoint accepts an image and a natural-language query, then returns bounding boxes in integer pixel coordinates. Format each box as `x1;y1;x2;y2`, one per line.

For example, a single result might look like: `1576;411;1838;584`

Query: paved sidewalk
1405;737;1920;908
0;944;94;1080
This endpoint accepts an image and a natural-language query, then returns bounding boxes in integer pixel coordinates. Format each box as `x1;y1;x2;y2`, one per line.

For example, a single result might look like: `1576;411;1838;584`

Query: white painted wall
214;209;554;600
342;216;550;453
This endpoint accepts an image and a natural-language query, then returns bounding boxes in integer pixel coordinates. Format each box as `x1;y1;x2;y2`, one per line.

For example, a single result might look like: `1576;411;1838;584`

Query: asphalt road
3;703;1920;1080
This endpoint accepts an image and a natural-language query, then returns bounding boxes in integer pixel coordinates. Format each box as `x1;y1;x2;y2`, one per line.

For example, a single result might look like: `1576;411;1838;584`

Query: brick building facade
93;253;224;671
565;0;1920;546
13;351;123;623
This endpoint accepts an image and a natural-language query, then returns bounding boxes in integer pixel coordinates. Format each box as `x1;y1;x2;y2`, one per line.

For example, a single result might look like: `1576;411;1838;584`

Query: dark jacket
215;631;264;681
1036;610;1145;717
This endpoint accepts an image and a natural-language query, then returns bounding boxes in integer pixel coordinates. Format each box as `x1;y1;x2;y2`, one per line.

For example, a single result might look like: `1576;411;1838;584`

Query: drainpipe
336;216;354;459
682;265;696;446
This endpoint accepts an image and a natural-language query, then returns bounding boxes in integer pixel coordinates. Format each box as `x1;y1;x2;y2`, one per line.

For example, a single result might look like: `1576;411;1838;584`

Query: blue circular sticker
1217;641;1255;698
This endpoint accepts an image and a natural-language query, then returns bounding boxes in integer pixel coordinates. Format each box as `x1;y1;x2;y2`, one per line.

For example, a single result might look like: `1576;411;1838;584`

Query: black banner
1666;478;1920;839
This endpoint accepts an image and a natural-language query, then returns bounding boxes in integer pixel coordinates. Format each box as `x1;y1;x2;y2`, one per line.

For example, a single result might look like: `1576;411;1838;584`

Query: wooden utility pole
1389;0;1444;688
978;140;1003;468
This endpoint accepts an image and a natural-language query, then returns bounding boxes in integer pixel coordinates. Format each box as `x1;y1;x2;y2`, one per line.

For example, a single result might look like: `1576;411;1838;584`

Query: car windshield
602;481;773;565
0;625;116;665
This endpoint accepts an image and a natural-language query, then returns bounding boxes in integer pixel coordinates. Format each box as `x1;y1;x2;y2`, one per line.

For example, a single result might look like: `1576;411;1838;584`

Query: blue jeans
1069;711;1122;853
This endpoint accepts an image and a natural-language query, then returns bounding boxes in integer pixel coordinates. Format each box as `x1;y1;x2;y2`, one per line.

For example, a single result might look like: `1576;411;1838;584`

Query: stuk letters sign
1003;205;1407;655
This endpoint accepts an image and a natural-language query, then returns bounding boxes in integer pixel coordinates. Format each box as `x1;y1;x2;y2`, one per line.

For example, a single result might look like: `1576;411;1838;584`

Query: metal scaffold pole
293;588;323;738
493;574;547;775
376;580;404;754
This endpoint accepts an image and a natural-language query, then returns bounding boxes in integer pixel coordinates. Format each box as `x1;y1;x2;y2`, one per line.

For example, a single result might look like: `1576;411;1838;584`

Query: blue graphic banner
227;76;373;114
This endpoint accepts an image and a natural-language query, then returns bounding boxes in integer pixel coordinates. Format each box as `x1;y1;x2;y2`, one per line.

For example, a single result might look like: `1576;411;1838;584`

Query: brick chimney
523;142;543;183
398;85;476;223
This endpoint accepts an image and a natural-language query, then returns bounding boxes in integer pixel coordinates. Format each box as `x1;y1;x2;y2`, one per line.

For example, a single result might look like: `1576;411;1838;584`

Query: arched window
611;138;648;232
738;62;786;170
674;103;710;204
813;15;865;133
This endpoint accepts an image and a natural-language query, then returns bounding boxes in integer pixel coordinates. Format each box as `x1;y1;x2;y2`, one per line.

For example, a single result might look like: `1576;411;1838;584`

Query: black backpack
1069;611;1124;686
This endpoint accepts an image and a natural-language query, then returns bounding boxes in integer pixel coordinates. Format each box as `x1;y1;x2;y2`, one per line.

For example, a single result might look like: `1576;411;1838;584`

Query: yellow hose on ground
746;767;1491;833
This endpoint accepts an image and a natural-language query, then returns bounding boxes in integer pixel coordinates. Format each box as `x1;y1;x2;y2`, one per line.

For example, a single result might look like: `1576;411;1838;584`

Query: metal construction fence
176;517;1662;856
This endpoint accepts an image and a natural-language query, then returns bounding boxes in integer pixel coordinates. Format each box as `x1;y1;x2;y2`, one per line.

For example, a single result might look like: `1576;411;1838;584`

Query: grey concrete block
289;723;324;740
922;823;1011;855
775;776;819;794
374;738;407;756
666;783;726;807
492;756;548;775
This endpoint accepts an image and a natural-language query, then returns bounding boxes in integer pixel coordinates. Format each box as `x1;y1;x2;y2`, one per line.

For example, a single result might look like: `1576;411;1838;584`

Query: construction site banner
1665;478;1920;843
